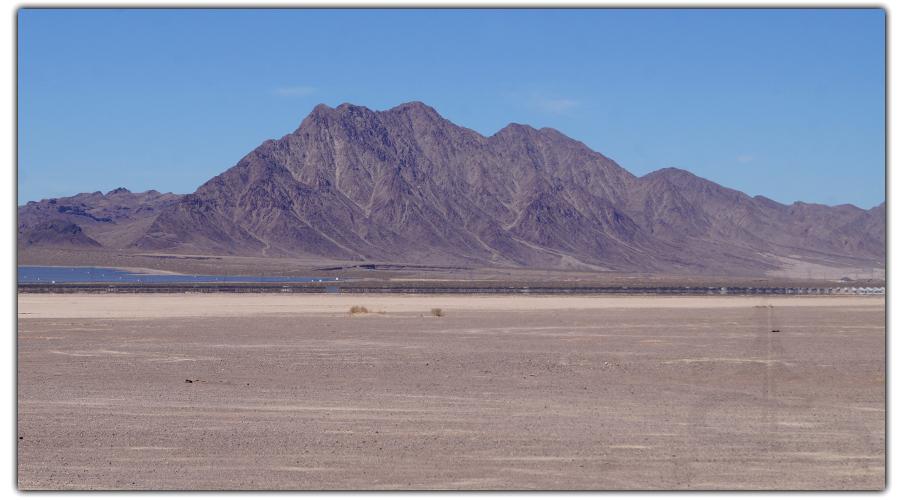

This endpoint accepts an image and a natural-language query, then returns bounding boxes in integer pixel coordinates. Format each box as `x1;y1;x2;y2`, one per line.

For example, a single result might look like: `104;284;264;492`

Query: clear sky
16;7;886;209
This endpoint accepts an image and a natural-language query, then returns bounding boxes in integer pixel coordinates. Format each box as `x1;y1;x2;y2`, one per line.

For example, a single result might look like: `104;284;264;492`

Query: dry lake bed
17;294;885;490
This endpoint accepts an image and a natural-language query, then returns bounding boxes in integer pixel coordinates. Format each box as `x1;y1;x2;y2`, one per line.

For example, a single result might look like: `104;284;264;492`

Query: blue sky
17;8;886;209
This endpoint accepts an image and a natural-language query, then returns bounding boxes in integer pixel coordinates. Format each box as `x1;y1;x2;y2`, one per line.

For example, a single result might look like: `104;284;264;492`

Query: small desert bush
349;305;370;315
431;308;444;317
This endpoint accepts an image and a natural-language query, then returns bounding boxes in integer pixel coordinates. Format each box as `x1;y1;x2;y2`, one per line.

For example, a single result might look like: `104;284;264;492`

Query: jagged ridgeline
19;102;885;275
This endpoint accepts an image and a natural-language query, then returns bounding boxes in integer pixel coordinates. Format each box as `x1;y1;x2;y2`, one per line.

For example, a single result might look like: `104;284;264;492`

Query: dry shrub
431;308;443;317
349;305;370;315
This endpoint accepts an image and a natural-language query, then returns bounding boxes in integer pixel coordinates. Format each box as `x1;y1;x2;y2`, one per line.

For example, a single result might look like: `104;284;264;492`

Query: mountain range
18;101;885;276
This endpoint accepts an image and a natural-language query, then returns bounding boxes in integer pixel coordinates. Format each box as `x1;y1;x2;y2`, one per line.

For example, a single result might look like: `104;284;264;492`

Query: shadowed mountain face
17;219;102;248
23;102;884;275
18;188;185;249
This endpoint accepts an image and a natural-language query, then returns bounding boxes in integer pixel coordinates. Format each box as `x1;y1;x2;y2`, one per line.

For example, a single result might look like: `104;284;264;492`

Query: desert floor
17;294;885;490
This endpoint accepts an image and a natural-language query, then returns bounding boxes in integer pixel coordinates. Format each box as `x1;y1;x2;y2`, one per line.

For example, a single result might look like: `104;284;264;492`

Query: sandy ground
16;293;881;319
17;294;885;490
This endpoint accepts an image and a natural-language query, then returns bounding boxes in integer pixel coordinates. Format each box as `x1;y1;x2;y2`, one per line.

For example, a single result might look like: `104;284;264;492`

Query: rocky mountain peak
386;101;438;115
31;101;880;276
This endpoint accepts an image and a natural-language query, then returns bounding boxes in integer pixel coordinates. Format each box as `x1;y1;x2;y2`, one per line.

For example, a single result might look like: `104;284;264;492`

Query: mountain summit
107;102;882;274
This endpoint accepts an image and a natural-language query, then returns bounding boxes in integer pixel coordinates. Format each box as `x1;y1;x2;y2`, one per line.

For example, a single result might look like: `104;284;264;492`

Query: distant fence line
17;283;885;295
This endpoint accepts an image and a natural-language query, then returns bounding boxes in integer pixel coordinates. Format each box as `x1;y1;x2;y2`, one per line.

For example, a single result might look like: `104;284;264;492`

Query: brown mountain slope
642;168;885;264
18;188;184;248
18;219;102;248
89;101;882;275
130;102;659;269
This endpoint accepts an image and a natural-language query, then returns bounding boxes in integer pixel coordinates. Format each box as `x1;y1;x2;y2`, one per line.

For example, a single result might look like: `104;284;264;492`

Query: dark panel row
18;283;857;295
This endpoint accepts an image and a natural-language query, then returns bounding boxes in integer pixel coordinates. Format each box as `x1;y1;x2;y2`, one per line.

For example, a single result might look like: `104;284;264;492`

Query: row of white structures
831;287;885;295
747;287;886;295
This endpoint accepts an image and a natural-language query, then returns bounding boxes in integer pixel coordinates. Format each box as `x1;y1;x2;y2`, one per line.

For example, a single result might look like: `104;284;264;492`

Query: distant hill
19;102;885;276
17;188;184;249
17;219;102;248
